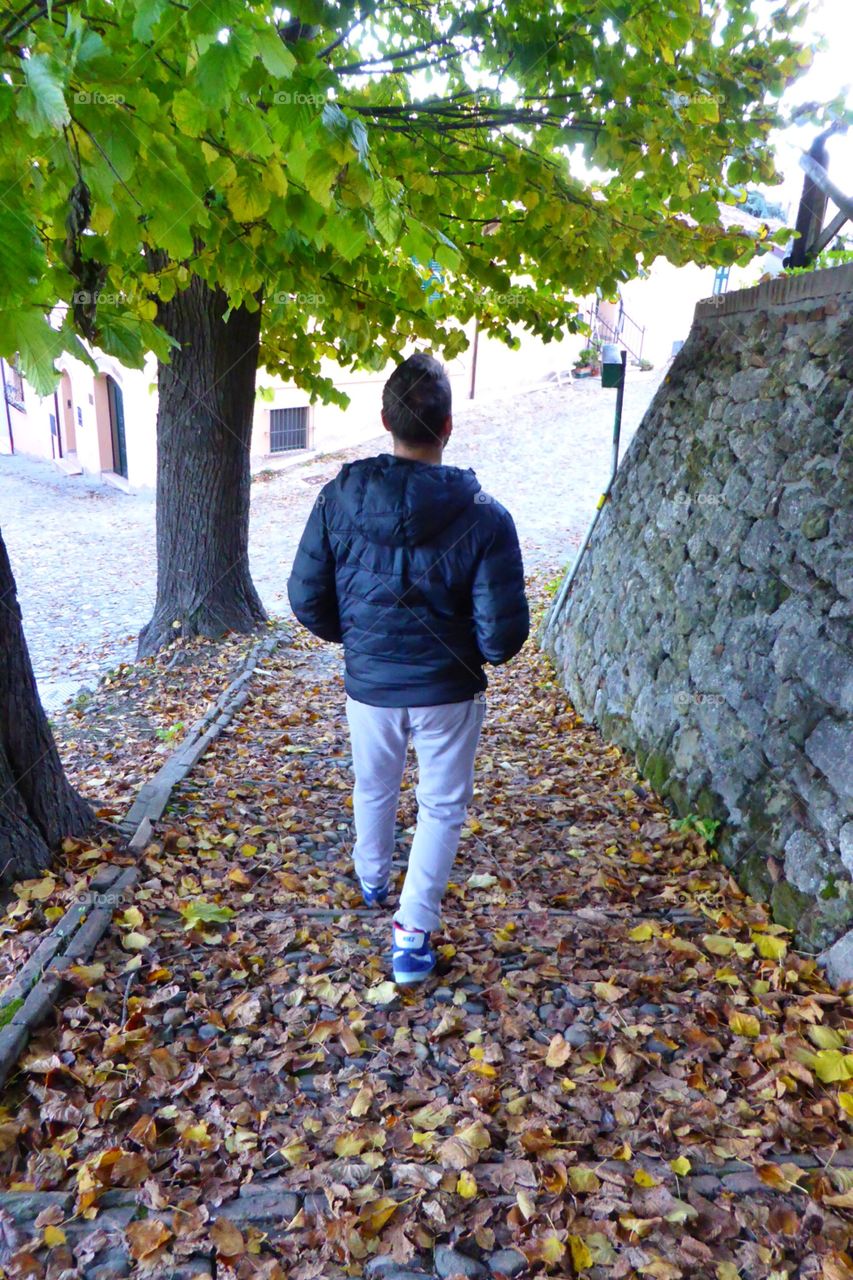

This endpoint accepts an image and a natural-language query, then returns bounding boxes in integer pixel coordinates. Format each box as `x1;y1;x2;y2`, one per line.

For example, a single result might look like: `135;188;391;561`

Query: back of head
382;352;451;447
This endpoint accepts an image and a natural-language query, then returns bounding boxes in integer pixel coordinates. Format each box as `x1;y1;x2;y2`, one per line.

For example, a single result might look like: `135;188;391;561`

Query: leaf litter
0;579;852;1279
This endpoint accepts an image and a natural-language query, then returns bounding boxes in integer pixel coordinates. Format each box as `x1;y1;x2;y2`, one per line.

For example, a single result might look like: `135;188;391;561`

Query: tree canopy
1;0;810;400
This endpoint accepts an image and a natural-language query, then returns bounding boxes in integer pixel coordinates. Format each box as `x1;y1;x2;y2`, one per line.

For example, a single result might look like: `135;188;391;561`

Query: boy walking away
287;352;529;984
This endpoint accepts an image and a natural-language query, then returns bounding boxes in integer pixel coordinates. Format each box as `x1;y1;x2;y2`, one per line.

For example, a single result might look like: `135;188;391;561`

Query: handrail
587;305;646;362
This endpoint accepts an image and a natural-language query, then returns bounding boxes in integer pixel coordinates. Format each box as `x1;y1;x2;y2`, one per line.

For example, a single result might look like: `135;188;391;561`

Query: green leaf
255;27;297;79
0;310;65;396
0;211;45;305
172;90;209;138
304;149;341;208
194;34;254;105
0;998;23;1028
808;1025;846;1051
372;178;403;244
179;902;235;929
19;54;69;131
132;0;169;42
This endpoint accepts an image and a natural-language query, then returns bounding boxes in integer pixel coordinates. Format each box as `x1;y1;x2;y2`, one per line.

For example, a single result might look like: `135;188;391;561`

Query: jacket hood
333;454;481;547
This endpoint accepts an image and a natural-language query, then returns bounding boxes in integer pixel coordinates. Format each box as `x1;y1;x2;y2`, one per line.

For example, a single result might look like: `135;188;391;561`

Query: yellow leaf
122;931;150;952
587;1233;617;1264
69;963;106;987
634;1168;659;1187
279;1139;308;1165
728;1011;761;1038
545;1034;572;1068
359;1196;399;1236
20;875;57;902
753;933;788;961
182;1122;213;1148
670;1156;691;1176
620;1215;655;1239
350;1086;373;1118
540;1234;565;1264
838;1092;853;1117
410;1103;454;1131
704;934;735;955
642;1262;682;1280
43;1225;66;1246
119;906;144;929
457;1119;491;1151
716;1265;741;1280
809;1025;846;1051
613;1142;632;1160
365;981;398;1006
226;868;253;888
569;1166;601;1194
334;1134;366;1157
569;1235;593;1269
665;1198;698;1224
814;1050;853;1083
456;1170;477;1199
593;981;626;1003
629;923;656;942
516;1188;536;1220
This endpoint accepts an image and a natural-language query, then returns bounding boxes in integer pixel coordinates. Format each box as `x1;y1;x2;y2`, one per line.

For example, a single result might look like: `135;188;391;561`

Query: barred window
270;406;311;452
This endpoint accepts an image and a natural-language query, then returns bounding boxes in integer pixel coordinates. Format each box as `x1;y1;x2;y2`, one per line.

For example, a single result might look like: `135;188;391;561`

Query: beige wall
250;320;588;466
0;359;59;460
620;250;786;368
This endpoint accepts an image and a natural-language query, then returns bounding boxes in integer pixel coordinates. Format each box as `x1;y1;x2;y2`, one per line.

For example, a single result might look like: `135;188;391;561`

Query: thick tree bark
137;276;268;657
0;529;94;884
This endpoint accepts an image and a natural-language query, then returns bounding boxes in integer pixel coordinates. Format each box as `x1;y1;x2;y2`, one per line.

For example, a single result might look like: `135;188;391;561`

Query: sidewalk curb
0;629;280;1091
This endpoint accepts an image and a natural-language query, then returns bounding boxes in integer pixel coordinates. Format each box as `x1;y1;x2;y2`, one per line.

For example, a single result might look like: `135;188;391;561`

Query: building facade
1;208;785;488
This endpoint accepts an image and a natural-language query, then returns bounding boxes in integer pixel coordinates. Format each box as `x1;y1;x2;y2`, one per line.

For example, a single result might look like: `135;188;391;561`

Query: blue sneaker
392;922;436;985
358;876;390;907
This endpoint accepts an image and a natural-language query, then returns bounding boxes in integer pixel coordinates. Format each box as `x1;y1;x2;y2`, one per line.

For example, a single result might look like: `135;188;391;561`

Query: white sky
767;0;853;218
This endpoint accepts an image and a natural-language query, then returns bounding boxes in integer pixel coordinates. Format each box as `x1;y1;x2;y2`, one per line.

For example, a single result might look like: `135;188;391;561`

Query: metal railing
587;304;646;363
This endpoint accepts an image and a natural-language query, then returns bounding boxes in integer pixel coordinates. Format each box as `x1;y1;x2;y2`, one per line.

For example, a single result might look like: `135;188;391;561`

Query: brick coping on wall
694;261;853;322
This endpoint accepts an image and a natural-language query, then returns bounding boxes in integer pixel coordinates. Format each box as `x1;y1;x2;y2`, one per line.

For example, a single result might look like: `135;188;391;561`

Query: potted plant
572;343;601;378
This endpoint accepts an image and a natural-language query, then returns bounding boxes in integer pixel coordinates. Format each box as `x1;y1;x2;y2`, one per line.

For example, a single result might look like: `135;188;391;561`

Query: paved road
0;369;665;711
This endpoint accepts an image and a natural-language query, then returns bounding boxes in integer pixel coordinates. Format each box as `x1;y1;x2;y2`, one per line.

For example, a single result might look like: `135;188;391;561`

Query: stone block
805;718;853;806
841;823;853;875
217;1183;300;1225
821;928;853;986
784;829;832;896
489;1250;528;1277
435;1246;488;1279
0;1189;72;1223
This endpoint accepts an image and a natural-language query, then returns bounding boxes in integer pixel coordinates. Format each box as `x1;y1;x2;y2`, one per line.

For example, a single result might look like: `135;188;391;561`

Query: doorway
59;372;76;454
107;376;127;478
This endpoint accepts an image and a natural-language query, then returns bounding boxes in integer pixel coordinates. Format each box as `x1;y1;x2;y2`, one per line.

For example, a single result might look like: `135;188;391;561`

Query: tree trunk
137;276;267;657
0;529;94;885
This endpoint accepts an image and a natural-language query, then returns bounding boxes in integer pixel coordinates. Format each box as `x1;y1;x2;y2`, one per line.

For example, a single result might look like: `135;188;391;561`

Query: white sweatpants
345;695;486;932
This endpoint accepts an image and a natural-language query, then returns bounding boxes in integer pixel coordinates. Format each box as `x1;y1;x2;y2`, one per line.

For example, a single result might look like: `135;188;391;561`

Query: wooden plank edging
0;629;280;1090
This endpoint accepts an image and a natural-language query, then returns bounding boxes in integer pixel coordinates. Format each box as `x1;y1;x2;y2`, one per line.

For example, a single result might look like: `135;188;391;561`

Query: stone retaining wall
545;264;853;959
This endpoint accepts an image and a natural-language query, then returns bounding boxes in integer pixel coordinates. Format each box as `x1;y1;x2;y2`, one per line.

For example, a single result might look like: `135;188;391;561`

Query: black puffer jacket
287;454;529;706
